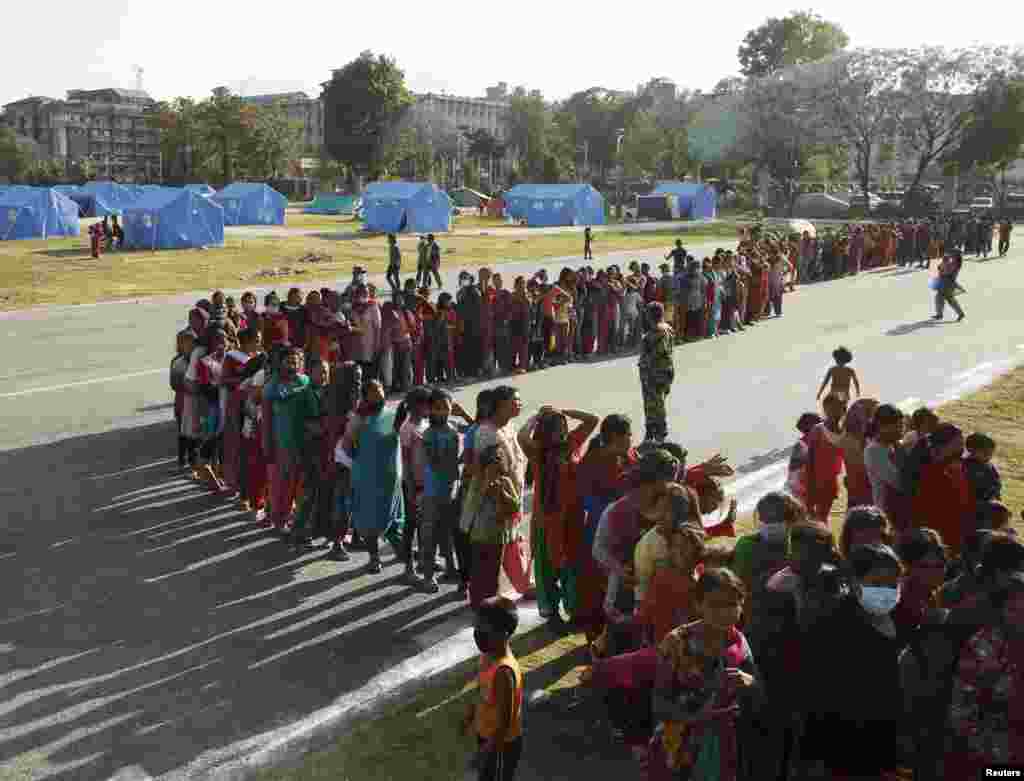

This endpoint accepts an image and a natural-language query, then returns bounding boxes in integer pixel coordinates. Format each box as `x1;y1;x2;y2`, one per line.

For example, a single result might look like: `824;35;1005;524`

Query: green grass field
0;222;739;309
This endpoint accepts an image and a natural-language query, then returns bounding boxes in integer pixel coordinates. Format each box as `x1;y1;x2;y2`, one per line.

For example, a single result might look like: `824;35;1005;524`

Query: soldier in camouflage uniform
638;301;675;443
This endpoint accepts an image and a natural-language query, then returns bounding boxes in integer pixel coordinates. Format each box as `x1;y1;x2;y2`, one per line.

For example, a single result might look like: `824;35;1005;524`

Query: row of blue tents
0;181;289;245
357;181;717;232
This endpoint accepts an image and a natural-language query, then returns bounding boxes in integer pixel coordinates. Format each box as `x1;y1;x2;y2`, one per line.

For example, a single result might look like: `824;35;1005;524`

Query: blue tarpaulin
185;184;216;198
213;182;286;226
502;184;606;227
122;187;225;250
0;187;81;240
81;181;140;215
649;181;718;219
361;182;451;233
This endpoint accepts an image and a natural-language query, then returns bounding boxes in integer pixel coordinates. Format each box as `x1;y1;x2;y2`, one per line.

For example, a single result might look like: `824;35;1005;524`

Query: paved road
1;243;1023;780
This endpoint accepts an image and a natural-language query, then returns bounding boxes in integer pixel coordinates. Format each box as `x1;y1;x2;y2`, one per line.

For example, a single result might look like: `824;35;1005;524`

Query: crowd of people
165;228;1021;781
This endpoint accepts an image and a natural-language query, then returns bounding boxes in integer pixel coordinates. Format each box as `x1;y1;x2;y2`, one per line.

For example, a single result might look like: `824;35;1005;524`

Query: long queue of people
165;235;1020;781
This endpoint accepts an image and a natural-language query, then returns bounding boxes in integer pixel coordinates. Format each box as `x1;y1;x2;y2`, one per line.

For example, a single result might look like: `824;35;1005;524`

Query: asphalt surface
1;242;1023;780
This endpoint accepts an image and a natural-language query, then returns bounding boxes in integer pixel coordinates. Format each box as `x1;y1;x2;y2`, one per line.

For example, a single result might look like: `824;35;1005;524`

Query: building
413;83;511;142
240;91;324;151
2;88;161;181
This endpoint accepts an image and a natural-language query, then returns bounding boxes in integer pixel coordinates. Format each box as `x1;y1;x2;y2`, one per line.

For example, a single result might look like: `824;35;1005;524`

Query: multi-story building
240;91;324;152
2;88;161;180
414;83;511;142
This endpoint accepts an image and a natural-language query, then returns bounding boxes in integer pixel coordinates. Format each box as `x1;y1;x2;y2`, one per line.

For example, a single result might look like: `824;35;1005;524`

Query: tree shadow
885;319;946;336
0;419;478;780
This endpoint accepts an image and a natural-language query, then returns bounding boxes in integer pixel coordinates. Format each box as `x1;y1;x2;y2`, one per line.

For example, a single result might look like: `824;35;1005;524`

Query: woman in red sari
806;394;847;522
908;423;973;555
841;398;879;509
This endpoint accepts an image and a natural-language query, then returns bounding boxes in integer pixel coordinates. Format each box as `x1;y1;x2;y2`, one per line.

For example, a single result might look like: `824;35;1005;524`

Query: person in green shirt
731;492;804;594
291;359;332;548
265;346;311;529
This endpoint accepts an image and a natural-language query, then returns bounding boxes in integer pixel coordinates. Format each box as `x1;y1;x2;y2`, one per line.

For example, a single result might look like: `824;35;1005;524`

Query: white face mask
858;585;901;616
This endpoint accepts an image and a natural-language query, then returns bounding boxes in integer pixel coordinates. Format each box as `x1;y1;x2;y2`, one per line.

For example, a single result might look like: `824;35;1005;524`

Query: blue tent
502;184;606;227
361;182;451;233
304;193;357;215
122;187;225;250
82;181;140;214
0;187;81;241
213;182;286;226
649;181;718;219
185;184;216;198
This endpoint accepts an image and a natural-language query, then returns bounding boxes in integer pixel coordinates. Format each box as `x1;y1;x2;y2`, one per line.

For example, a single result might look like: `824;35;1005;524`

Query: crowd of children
166;242;1022;780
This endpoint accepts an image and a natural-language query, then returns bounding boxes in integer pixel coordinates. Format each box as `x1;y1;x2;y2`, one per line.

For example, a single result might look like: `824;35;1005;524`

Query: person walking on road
998;219;1013;257
583;226;593;260
932;250;966;323
638;301;675;443
426;234;443;289
386;234;402;295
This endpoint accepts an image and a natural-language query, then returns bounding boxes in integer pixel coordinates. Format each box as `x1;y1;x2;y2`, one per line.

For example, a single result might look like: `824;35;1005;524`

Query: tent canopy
123;187;225;250
213;182;287;226
0;187;81;241
502;183;606;227
361;181;451;233
449;187;491;208
304;193;357;215
185;184;216;198
81;181;139;214
650;181;718;219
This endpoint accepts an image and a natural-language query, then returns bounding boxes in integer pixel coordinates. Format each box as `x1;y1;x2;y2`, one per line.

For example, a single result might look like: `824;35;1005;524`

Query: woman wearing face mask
800;544;907;779
947;571;1024;776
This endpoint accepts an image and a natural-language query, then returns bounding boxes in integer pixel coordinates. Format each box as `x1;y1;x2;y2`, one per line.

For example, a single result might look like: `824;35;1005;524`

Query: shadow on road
885;319;947;336
0;421;474;780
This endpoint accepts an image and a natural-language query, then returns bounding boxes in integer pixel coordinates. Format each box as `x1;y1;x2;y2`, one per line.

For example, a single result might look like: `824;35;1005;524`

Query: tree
556;88;632;180
195;88;256;186
321;51;413;187
894;45;1014;193
738;11;849;78
147;97;203;182
506;87;549;179
949;74;1024;212
236;102;303;179
816;49;902;195
462;159;480;190
620;111;664;179
0;126;30;182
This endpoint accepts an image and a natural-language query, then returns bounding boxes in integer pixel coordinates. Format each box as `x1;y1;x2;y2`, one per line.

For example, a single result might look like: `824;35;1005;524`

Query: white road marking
0;368;164;399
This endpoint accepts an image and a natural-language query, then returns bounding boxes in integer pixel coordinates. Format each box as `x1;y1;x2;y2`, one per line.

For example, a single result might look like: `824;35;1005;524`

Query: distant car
971;196;994;212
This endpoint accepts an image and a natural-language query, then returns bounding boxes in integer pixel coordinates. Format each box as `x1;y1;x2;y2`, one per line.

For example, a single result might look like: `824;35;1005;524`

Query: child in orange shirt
637;520;706;646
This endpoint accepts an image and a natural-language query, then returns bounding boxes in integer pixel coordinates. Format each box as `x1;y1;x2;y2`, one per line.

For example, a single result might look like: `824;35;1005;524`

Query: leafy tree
195;88;256;186
0;126;30;182
236;102;302;179
894;45;1013;193
556;88;631;179
147;97;203;182
949;74;1024;211
541;154;562;183
738;11;849;78
506;87;549;179
620;111;663;179
321;51;413;186
816;49;902;195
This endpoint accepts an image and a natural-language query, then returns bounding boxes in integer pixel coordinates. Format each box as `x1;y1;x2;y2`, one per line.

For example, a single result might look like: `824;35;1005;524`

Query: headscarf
533;411;571;515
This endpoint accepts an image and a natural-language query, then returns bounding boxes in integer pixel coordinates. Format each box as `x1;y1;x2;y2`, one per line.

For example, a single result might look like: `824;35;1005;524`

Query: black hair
477;596;519;637
476;389;496;420
979;534;1024;582
846;543;902;579
587;414;632;455
287;287;301;298
632;448;681;485
656;440;688;466
646;301;665;323
965;432;996;453
895;527;948;565
796;412;823;434
930;423;962;448
491;385;518;405
866;404;903;439
756;492;790;525
991;571;1024;611
832;346;853;365
910;407;938;430
428;387;453;406
695;567;746;604
405;386;432;408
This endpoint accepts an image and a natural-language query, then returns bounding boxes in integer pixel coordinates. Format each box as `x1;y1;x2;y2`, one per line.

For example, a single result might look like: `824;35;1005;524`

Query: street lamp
615;128;626;220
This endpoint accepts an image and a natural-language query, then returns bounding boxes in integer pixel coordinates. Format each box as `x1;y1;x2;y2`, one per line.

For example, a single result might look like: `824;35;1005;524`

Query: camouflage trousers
640;376;671;441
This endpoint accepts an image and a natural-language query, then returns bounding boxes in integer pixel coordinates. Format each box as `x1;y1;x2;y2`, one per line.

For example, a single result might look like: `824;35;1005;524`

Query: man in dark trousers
386;234;401;294
583;226;593;260
426;234;443;288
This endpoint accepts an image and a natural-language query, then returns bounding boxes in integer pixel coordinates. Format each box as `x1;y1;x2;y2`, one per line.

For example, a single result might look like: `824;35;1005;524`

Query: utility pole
616;129;625;220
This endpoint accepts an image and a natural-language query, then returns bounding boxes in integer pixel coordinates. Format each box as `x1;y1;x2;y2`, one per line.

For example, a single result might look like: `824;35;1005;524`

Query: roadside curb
174;606;545;781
